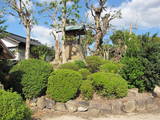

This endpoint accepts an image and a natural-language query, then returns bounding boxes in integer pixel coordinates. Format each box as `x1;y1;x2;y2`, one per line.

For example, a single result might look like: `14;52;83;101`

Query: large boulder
154;86;160;98
37;96;46;109
65;100;77;112
122;100;136;113
45;98;55;109
111;101;123;114
127;88;139;97
55;102;67;112
77;101;89;112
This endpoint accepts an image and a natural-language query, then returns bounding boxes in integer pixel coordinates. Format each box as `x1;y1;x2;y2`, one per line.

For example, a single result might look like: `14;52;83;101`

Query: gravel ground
43;113;160;120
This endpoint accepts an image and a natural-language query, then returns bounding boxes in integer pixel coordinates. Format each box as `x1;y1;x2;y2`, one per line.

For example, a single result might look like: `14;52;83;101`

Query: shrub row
8;57;128;103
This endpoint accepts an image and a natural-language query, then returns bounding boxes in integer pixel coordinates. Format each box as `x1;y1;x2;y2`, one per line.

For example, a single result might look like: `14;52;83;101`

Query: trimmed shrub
0;89;31;120
10;59;53;99
85;56;105;72
59;62;80;71
99;61;122;73
79;68;91;80
88;72;128;98
80;80;94;100
74;60;86;69
47;69;82;102
120;57;145;92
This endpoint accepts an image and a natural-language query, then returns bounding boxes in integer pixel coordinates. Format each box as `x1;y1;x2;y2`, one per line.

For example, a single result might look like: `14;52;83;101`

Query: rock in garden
136;97;146;112
122;100;136;113
65;100;77;112
127;88;139;97
154;86;160;98
111;101;123;114
77;101;89;112
30;98;37;107
37;96;46;109
45;98;55;109
55;102;67;112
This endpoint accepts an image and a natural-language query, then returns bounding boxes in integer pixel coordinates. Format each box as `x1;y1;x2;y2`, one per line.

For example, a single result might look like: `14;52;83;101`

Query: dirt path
42;113;160;120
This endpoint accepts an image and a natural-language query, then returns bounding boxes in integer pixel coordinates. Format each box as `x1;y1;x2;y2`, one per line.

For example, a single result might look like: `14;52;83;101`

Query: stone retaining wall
28;88;160;115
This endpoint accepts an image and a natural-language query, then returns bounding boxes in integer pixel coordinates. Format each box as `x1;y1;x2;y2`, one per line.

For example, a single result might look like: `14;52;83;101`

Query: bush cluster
120;57;145;91
99;61;122;73
47;69;82;102
10;59;53;99
88;72;128;98
80;80;94;100
85;56;105;72
79;68;91;80
0;90;31;120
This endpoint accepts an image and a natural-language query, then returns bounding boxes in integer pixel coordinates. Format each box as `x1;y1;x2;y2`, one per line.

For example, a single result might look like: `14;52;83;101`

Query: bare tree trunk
25;26;31;59
54;39;61;64
62;1;67;64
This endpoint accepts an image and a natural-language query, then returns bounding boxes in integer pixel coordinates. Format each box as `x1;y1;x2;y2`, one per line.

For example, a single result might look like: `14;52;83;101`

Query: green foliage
74;60;86;69
110;30;141;57
138;34;160;91
120;57;145;91
31;45;55;61
10;59;53;99
85;56;105;72
59;62;80;71
99;61;122;73
0;60;17;89
0;90;31;120
80;80;94;100
0;14;7;39
88;72;128;98
47;69;82;102
79;68;91;80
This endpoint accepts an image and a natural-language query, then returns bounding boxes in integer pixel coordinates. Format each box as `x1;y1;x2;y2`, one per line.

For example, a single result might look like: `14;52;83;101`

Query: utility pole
129;24;138;34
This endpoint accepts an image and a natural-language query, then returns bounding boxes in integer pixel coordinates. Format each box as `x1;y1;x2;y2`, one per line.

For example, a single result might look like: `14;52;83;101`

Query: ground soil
41;112;160;120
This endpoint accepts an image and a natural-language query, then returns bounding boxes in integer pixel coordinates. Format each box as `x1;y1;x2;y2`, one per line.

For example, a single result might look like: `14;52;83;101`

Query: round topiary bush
47;69;82;102
79;68;91;80
88;72;128;98
10;59;53;99
80;80;94;100
59;62;80;71
99;61;122;73
85;56;105;72
0;89;31;120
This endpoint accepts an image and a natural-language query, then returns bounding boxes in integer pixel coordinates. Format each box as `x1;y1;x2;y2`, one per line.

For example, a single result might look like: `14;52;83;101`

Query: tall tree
86;0;121;53
37;0;80;64
4;0;35;59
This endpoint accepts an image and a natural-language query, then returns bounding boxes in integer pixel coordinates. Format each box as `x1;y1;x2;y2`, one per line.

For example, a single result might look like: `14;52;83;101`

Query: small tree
4;0;35;59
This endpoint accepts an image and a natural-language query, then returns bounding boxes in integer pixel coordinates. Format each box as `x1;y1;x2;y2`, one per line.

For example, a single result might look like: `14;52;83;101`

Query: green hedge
99;61;122;73
80;80;94;100
10;59;53;99
47;69;82;102
0;90;31;120
120;57;145;91
88;72;128;98
85;56;105;72
79;68;91;80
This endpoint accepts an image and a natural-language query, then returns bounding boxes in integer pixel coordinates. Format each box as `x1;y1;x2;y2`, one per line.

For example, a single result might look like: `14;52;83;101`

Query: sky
2;0;160;46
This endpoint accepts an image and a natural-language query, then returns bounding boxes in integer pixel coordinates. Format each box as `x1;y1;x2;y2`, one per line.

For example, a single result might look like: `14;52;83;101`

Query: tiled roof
5;32;41;46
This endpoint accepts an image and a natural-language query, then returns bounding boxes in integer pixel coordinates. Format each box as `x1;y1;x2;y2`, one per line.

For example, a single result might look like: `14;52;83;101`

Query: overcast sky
3;0;160;46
